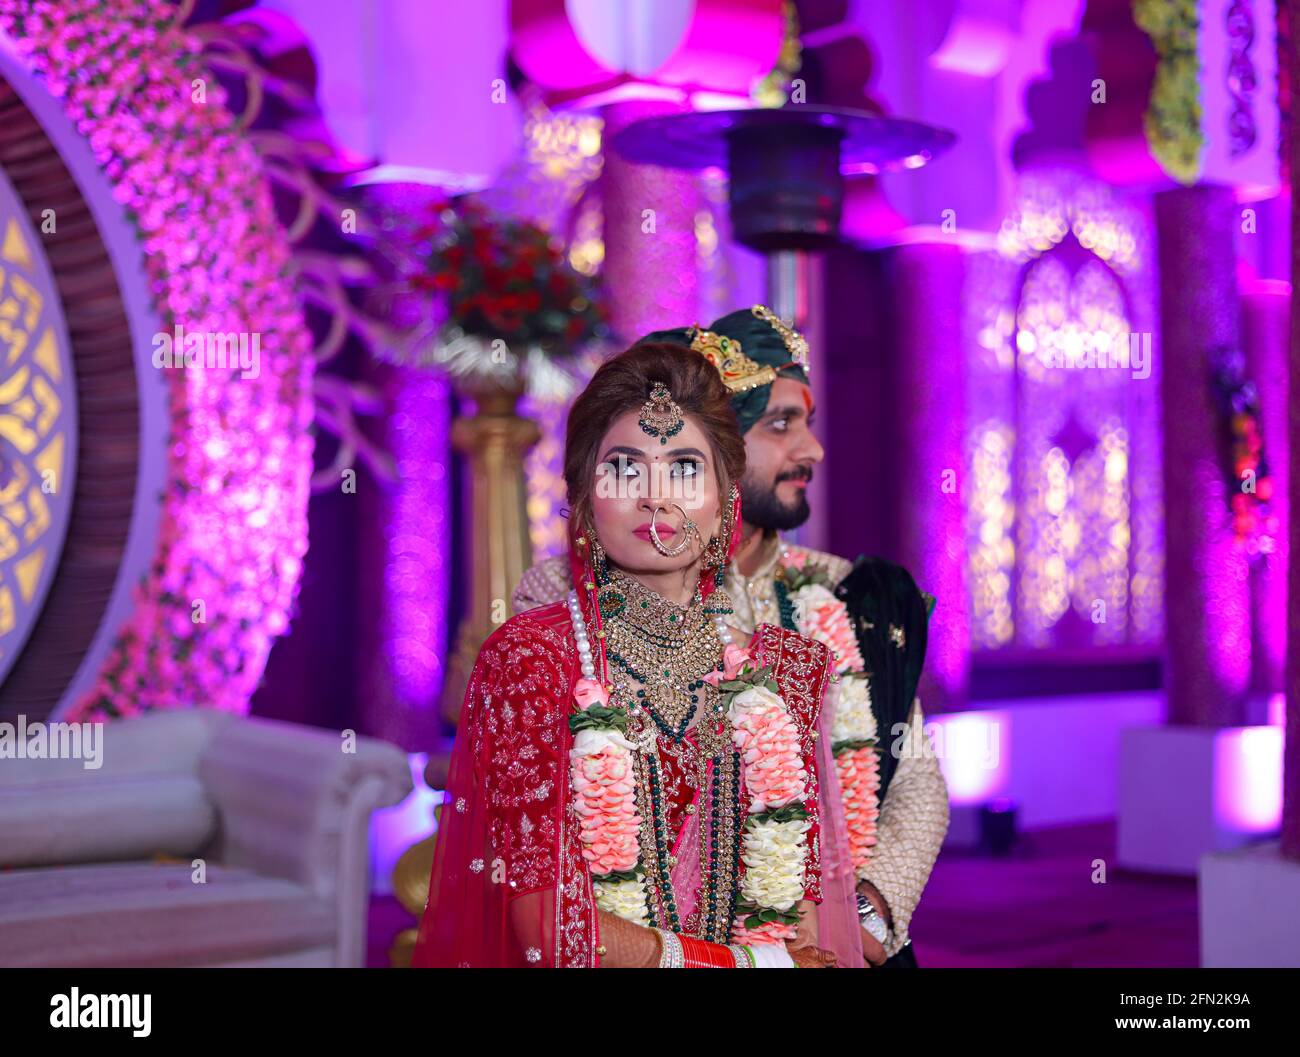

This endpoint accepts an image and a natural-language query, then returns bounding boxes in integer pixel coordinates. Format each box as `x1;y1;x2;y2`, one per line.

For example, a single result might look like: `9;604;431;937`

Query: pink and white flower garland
565;618;650;925
565;591;812;944
706;643;812;945
783;555;880;880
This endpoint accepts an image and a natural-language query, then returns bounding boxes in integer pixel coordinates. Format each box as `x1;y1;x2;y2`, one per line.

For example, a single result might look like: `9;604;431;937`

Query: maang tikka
638;382;684;445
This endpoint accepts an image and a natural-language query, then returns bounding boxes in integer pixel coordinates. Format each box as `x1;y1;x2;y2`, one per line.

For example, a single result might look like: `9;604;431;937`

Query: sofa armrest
198;714;413;965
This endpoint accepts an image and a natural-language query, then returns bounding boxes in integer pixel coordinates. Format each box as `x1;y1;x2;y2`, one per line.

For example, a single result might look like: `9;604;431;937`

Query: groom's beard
741;466;813;532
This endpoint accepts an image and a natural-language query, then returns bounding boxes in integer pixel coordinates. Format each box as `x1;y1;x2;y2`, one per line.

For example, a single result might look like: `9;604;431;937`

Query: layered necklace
571;570;745;942
600;567;731;753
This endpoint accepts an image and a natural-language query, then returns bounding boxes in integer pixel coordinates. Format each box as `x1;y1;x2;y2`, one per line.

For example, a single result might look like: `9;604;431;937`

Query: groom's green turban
636;305;811;434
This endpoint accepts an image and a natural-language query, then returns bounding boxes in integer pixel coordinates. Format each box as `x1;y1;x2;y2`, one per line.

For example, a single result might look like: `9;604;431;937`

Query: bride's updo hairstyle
564;342;746;535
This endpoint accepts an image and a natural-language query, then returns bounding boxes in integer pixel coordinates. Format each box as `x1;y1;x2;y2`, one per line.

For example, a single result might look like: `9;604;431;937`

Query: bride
413;342;863;968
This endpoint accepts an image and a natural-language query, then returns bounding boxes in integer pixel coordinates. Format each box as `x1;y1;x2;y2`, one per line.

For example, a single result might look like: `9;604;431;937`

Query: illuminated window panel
965;169;1163;652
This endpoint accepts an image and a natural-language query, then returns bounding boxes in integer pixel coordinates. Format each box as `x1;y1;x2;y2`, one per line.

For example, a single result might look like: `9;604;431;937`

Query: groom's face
739;378;824;531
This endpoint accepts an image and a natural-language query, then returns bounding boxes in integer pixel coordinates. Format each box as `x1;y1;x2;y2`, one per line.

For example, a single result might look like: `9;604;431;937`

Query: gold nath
687;326;777;394
751;304;811;374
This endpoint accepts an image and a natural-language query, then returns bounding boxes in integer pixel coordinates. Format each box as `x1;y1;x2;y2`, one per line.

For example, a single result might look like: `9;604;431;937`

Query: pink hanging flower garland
781;555;880;878
0;0;314;719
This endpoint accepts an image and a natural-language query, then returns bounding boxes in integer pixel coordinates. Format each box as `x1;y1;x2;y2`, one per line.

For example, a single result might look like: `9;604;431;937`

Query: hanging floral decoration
1133;0;1205;185
0;0;315;720
1211;347;1277;557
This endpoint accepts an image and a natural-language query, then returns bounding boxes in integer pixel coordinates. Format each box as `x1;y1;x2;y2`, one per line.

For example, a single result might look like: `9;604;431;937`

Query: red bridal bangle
678;934;738;969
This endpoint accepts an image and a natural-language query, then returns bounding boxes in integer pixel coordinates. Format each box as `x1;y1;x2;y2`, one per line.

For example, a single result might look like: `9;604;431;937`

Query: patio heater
607;103;955;364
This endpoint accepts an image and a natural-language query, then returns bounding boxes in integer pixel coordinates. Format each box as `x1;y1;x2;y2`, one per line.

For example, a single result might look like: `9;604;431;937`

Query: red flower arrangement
409;196;609;355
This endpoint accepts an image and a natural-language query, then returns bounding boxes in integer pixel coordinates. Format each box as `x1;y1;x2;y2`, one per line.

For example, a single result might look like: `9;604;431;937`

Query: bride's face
589;408;723;578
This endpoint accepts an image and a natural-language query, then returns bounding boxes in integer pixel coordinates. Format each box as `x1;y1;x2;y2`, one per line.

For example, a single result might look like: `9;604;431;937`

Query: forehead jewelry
638;382;684;446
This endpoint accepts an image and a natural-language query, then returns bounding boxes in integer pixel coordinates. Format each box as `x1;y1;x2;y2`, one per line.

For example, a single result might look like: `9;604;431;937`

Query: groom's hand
857;880;892;967
860;928;887;966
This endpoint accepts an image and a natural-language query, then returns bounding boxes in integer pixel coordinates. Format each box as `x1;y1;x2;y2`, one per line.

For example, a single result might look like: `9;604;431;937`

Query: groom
512;306;949;968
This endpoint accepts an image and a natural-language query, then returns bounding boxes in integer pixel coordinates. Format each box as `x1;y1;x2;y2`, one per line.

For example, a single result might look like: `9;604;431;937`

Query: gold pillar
438;372;541;726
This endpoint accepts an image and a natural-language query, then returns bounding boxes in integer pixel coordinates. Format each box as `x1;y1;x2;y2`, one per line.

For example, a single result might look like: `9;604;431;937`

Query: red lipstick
633;523;675;539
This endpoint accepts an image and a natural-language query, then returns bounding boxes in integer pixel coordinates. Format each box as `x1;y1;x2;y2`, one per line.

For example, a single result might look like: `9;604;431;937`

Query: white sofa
0;709;413;967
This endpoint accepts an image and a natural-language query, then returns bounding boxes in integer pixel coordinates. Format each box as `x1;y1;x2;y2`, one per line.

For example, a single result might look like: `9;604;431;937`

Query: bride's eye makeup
599;455;644;478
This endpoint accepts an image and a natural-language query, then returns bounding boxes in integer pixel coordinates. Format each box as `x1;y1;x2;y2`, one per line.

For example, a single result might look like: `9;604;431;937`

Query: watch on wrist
855;891;890;945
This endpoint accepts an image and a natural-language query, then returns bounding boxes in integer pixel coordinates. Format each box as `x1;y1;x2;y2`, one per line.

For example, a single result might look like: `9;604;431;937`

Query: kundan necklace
599;567;731;742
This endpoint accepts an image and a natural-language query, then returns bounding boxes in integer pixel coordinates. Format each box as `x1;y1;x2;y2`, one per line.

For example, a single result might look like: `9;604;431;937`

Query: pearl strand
567;589;596;679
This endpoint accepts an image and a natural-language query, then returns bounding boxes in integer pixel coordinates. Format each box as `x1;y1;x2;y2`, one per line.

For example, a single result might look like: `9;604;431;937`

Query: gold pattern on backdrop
0;206;72;666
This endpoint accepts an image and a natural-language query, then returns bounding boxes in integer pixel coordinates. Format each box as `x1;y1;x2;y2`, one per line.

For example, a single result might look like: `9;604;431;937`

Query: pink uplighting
1267;692;1286;728
1214;727;1285;833
930;711;1009;805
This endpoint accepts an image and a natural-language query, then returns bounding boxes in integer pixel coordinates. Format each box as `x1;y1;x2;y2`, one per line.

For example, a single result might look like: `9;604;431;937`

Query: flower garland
710;644;812;944
779;553;880;880
564;591;812;945
568;675;651;925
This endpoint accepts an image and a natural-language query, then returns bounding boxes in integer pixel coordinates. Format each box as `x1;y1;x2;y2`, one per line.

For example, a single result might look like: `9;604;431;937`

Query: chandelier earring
585;520;612;586
704;528;727;570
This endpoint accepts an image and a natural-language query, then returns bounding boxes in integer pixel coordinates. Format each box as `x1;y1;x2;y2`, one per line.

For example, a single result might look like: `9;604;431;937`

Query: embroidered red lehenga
413;508;865;968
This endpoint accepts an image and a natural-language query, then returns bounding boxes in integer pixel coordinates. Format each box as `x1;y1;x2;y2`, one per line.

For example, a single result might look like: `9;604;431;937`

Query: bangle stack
655;929;758;968
654;928;684;968
679;934;738;968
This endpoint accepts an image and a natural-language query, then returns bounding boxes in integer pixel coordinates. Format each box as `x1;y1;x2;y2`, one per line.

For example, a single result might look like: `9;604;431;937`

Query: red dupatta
410;600;597;967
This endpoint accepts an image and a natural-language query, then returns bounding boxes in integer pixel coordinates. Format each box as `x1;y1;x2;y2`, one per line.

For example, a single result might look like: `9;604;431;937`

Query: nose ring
649;504;695;557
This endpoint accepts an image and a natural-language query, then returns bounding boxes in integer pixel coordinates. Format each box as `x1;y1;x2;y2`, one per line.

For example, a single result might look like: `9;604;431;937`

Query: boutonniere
777;555;835;593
